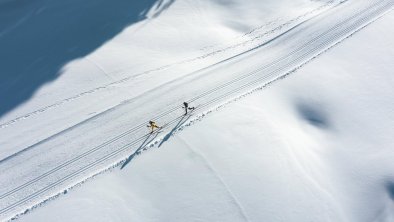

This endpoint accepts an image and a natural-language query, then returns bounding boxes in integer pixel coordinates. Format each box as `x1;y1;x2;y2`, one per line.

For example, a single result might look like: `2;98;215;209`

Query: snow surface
0;0;330;157
18;9;394;222
1;0;394;221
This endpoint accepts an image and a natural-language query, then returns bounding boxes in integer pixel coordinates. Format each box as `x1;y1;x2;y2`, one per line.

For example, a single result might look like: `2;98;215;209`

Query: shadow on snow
387;182;394;201
158;114;191;147
0;0;174;117
121;113;191;169
120;131;160;170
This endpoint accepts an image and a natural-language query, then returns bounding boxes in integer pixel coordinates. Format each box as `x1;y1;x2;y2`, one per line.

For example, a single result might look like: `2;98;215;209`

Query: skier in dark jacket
182;102;195;115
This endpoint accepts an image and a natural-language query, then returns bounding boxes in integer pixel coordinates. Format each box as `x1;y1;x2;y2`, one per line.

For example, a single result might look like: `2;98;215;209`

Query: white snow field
1;0;394;221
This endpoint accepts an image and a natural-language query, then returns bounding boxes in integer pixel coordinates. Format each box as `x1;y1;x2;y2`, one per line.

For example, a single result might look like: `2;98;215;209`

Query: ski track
0;0;349;168
0;2;335;130
1;0;393;221
1;0;390;199
178;137;251;222
283;137;349;222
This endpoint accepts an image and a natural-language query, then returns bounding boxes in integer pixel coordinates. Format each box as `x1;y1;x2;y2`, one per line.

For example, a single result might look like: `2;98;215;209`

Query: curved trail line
179;138;251;222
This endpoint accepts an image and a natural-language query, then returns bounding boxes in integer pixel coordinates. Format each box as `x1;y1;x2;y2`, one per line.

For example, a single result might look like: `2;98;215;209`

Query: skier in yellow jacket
147;120;160;133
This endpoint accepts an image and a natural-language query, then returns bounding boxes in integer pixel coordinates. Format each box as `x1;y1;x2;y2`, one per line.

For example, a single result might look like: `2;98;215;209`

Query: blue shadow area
121;131;159;170
158;114;190;148
387;182;394;201
0;0;174;117
296;102;330;129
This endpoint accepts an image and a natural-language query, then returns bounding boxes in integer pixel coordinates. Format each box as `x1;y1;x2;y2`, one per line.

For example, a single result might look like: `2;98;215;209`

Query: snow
1;0;394;221
0;0;330;158
17;6;394;222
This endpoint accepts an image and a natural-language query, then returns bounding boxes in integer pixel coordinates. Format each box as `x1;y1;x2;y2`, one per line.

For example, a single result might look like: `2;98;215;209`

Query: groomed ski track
0;0;393;220
0;2;333;131
0;1;337;157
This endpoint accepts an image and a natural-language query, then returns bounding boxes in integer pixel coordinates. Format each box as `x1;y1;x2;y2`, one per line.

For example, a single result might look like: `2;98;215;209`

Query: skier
182;102;195;115
147;120;160;133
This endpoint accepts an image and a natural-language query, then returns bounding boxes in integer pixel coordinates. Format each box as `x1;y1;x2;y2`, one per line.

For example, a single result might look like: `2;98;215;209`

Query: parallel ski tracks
0;0;392;220
194;0;394;107
0;2;336;130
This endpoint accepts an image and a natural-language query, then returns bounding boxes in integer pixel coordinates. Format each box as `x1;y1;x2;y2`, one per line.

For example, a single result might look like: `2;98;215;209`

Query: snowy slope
18;8;394;222
0;0;393;221
0;0;331;157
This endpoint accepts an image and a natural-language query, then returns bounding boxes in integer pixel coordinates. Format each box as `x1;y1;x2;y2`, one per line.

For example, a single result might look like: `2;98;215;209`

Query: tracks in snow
0;0;393;221
0;2;335;130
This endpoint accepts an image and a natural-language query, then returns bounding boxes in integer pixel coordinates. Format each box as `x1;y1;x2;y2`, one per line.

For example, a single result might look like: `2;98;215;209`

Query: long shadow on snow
120;131;160;170
121;114;191;169
158;114;191;148
0;0;174;117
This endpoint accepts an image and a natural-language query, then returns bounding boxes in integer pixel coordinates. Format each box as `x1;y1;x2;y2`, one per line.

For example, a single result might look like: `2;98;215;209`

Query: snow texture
1;0;394;221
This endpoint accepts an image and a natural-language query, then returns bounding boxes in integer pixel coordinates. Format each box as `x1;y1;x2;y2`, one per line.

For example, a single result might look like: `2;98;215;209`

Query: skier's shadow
158;114;191;148
120;131;159;170
121;113;192;169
